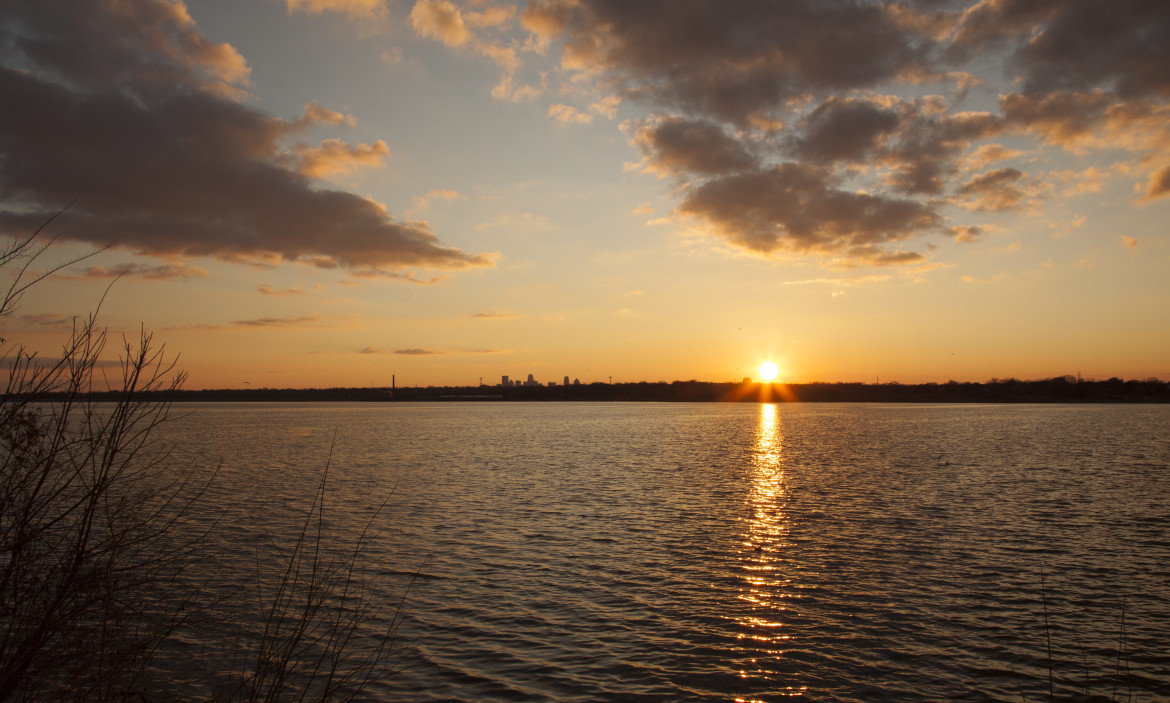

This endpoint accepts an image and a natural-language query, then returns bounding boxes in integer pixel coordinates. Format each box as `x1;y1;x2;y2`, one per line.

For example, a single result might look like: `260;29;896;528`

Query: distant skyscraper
501;375;509;386
564;376;569;386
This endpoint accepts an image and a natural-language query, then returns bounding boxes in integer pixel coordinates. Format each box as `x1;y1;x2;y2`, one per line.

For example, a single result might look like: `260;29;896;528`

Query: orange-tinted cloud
410;0;470;47
292;102;358;129
0;0;490;276
1141;165;1170;201
295;139;390;179
949;225;983;243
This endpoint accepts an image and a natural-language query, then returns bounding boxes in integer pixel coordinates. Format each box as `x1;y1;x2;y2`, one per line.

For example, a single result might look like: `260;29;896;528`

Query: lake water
161;402;1170;701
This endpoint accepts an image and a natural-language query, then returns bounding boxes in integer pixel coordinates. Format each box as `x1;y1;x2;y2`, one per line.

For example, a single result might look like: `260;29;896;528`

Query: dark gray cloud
525;0;1170;263
790;98;900;164
394;348;445;355
960;0;1170;100
524;0;932;126
629;117;757;176
0;0;491;274
678;164;938;261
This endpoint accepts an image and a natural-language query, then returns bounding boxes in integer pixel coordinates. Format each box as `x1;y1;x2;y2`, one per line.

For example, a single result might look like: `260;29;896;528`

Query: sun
758;361;780;382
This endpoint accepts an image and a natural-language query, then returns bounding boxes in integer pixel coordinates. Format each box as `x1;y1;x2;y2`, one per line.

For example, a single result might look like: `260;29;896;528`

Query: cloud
790;97;900;164
231;315;322;328
628;117;757;177
286;0;386;20
348;269;452;284
72;262;211;280
259;284;309;296
409;0;470;47
962;144;1024;171
1002;1;1170;101
361;345;506;355
955;168;1036;212
632;203;654;215
19;313;72;329
163;313;351;332
294;139;390;179
589;95;621;119
511;1;1169;268
410;189;466;213
1120;236;1139;248
678;163;938;261
0;0;490;276
523;0;931;126
465;5;515;30
409;0;532;100
292;102;358;129
949;225;983;243
548;104;592;125
1140;165;1170;201
468;312;516;319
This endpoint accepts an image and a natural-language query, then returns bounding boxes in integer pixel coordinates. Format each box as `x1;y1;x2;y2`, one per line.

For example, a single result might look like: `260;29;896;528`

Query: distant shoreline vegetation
38;377;1170;403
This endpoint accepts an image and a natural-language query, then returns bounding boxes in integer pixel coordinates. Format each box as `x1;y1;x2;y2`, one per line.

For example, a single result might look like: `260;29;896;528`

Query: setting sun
758;362;780;382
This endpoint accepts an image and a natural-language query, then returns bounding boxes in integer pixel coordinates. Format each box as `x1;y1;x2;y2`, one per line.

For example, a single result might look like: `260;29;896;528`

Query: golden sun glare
758;361;780;382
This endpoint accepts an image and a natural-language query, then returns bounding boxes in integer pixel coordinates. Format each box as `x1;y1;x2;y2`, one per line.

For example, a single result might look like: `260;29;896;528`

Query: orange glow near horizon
758;362;780;382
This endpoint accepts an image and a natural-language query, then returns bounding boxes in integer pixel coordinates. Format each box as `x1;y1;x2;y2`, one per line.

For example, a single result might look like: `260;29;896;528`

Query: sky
1;0;1168;389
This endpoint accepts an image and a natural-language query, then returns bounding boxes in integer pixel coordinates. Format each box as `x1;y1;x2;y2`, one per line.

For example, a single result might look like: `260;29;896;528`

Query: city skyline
2;1;1168;390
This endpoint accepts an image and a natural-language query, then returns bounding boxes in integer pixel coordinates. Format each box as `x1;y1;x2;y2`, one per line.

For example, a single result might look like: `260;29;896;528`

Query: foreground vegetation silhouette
0;217;409;700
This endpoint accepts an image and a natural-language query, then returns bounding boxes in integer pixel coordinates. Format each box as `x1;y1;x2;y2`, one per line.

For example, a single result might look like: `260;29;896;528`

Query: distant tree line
43;376;1170;403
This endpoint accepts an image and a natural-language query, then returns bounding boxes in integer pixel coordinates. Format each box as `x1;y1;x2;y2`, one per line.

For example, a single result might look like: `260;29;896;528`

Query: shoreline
33;377;1170;404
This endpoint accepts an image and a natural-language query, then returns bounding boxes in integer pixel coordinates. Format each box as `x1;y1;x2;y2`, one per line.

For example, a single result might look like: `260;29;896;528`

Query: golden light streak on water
735;402;799;688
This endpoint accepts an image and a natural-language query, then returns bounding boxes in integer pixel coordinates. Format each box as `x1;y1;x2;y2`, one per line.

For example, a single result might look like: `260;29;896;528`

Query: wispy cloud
548;104;593;125
285;0;386;21
259;284;321;296
164;314;345;332
468;312;517;319
19;313;72;329
67;263;210;280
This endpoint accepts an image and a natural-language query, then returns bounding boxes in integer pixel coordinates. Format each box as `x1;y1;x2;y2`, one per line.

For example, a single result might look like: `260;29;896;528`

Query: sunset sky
2;0;1168;389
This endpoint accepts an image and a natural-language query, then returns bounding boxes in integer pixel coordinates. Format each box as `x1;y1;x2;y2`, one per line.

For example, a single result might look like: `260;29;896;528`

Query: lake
160;402;1170;701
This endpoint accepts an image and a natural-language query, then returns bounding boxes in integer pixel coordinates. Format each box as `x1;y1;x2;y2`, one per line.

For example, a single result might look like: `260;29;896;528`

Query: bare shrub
0;215;410;701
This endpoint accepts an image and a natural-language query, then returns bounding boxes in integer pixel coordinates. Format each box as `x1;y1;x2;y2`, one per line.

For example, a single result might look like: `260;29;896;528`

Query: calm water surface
163;402;1170;701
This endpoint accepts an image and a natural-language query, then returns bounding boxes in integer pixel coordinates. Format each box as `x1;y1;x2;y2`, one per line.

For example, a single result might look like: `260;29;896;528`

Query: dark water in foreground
164;402;1170;701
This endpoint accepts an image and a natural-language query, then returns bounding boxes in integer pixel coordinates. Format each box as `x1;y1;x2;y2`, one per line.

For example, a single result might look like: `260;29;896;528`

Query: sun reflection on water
735;403;807;696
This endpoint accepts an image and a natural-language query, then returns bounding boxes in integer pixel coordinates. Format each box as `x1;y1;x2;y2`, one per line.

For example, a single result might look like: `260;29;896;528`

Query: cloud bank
0;0;491;276
522;0;1170;266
